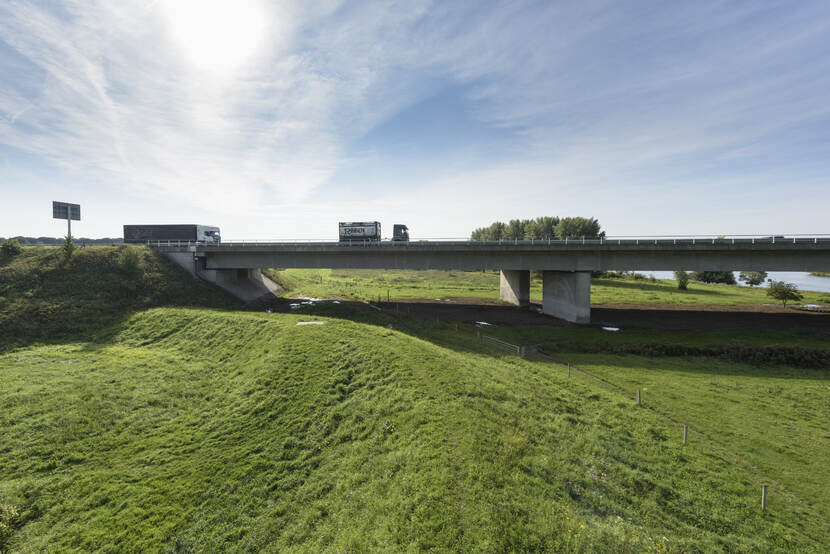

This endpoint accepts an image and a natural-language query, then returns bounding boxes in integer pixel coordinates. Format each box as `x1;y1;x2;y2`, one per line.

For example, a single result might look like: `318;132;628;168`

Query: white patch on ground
296;321;325;326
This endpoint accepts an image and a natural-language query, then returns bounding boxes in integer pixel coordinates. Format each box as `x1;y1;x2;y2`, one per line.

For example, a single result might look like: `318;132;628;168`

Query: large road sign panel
52;201;81;221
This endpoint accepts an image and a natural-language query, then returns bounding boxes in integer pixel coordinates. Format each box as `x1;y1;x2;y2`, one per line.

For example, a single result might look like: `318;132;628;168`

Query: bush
739;271;768;287
674;270;689;290
767;281;803;307
61;235;76;263
1;239;22;257
117;246;144;276
691;271;736;285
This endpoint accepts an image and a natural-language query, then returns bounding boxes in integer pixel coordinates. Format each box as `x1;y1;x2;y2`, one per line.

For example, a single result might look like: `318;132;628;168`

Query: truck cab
392;224;409;242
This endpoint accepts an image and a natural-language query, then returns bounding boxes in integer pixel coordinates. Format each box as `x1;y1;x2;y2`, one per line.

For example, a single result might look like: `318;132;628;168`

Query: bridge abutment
499;270;530;306
542;271;591;324
163;252;281;304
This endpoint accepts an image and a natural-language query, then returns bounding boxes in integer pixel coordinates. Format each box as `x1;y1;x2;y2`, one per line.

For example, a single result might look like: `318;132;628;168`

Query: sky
1;0;829;240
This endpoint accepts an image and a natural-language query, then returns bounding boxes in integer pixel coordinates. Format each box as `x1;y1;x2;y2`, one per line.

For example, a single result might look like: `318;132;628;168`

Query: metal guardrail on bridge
145;234;830;249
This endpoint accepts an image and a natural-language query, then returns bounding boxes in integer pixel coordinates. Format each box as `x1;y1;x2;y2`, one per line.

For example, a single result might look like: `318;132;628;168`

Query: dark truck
123;224;221;244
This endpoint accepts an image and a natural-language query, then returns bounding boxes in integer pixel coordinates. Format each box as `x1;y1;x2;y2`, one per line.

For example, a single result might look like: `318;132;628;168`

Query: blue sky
1;0;829;240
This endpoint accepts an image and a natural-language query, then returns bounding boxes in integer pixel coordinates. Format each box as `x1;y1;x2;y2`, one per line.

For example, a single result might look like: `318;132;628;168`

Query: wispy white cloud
1;0;830;237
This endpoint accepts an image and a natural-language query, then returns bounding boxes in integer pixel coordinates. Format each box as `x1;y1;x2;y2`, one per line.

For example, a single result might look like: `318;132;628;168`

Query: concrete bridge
159;236;830;323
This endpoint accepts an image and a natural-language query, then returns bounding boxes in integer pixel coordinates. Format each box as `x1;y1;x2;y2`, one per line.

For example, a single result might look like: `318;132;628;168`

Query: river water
642;271;830;293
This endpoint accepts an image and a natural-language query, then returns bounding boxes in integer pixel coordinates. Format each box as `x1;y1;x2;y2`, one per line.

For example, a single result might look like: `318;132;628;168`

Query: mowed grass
1;308;828;552
265;268;830;306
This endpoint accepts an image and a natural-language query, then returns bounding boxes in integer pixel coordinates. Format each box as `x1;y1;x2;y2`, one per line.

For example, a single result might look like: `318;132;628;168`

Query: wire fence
529;347;815;516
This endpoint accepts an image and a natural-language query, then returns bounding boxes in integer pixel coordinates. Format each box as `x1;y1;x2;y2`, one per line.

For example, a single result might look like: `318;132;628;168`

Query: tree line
470;217;604;241
0;236;123;245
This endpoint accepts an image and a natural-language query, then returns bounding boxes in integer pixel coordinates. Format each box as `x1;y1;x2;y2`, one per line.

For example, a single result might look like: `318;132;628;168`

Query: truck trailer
338;222;410;243
123;224;221;244
339;222;381;243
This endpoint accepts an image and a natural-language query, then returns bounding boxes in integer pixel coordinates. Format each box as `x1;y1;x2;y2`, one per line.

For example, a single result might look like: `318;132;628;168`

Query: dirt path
261;296;830;332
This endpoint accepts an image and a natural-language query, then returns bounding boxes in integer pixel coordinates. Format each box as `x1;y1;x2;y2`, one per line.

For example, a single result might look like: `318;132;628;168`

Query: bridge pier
499;270;530;307
542;271;591;324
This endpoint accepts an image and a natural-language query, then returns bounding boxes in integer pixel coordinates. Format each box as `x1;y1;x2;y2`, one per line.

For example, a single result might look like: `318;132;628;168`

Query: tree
739;271;768;287
766;281;803;307
525;217;559;240
691;271;736;285
504;219;526;240
471;221;507;241
471;216;600;241
674;270;689;290
1;239;22;257
554;217;604;240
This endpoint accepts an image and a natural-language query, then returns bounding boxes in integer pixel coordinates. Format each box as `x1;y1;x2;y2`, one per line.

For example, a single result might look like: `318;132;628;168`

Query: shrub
674;270;689;290
739;271;767;287
691;271;736;284
117;246;144;276
61;235;76;263
1;239;22;257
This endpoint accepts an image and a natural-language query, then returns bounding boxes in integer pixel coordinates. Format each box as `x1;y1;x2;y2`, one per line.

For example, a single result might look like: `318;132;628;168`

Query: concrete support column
542;271;591;324
499;270;530;307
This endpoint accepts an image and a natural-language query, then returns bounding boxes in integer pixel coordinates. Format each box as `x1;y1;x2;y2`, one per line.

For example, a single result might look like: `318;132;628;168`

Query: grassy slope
0;246;237;349
2;250;828;551
1;308;827;552
265;269;830;306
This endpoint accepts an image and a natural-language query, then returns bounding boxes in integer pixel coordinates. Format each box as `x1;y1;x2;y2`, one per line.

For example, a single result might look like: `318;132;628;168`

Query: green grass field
2;247;829;551
2;307;828;552
265;268;830;306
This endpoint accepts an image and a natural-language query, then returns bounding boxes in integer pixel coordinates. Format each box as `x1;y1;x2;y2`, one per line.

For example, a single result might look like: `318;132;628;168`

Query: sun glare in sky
161;0;268;73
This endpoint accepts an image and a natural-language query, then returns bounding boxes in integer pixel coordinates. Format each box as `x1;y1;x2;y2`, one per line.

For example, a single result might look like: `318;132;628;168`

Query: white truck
339;222;381;243
338;222;409;243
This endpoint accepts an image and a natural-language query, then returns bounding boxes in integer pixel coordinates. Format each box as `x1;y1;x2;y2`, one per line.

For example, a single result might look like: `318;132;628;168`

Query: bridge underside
160;242;830;324
200;248;830;273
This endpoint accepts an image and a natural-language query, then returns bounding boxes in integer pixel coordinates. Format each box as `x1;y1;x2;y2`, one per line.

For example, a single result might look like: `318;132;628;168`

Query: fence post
636;389;641;405
683;424;687;445
761;484;767;511
568;363;571;378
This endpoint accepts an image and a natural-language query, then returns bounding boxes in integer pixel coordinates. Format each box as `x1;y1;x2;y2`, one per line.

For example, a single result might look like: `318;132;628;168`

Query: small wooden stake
762;484;767;511
568;363;571;378
683;424;688;445
636;389;641;405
